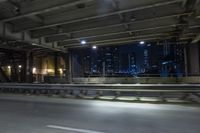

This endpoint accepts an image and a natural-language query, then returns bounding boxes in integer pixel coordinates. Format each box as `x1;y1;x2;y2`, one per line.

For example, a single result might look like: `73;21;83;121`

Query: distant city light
92;45;97;49
81;40;87;45
18;65;22;68
140;41;145;45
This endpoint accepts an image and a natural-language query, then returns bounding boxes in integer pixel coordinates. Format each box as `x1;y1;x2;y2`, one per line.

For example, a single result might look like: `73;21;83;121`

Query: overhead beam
111;0;133;35
0;20;66;52
0;0;95;22
0;0;7;3
175;0;198;40
192;34;200;43
54;24;181;44
32;12;192;39
60;32;194;47
15;0;184;32
28;15;43;23
64;37;190;48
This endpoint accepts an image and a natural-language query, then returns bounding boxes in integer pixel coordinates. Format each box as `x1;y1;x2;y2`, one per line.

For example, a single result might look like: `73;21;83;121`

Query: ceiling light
32;68;37;74
81;40;87;45
140;41;145;45
32;43;37;45
92;45;97;49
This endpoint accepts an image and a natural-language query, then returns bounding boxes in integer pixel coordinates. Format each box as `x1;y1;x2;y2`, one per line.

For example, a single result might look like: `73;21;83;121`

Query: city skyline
71;42;185;77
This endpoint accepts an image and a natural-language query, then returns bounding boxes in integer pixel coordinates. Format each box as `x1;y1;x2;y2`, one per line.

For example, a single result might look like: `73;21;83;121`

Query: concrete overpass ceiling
0;0;199;51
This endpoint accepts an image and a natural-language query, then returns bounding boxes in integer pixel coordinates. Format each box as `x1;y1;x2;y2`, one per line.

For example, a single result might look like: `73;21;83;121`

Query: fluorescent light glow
140;41;145;45
92;45;97;49
81;40;87;45
131;18;136;21
32;67;36;74
59;68;63;75
147;44;151;47
32;43;37;45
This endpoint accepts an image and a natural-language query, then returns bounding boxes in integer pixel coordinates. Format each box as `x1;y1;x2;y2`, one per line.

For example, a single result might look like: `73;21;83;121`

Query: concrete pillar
54;53;58;77
20;55;26;83
102;61;105;77
26;52;33;83
68;51;72;83
188;43;200;76
11;63;18;82
71;52;83;78
184;44;188;76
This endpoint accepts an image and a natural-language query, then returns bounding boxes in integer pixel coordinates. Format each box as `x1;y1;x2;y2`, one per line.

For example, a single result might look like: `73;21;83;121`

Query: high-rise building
83;55;91;75
128;52;137;74
94;46;120;75
113;47;120;73
144;48;149;69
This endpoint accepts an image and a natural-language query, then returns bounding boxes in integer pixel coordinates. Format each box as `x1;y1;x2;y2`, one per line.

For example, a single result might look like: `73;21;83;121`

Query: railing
0;83;200;102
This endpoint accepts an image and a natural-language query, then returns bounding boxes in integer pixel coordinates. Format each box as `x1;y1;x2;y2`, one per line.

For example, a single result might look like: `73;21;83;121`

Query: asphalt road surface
0;94;200;133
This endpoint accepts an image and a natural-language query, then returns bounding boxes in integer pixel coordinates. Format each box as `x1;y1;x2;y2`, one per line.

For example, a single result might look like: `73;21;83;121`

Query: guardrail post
30;89;34;95
84;90;88;96
180;92;189;100
77;90;85;98
95;91;103;99
114;91;121;99
159;92;166;102
36;89;41;95
136;92;140;101
47;90;54;97
59;90;65;98
69;90;74;95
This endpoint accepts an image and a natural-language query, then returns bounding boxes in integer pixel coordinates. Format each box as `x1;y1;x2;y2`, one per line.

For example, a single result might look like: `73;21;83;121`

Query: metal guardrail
0;83;200;102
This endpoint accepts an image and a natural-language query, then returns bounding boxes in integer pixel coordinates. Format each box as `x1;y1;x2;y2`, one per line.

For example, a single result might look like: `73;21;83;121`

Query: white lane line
46;125;107;133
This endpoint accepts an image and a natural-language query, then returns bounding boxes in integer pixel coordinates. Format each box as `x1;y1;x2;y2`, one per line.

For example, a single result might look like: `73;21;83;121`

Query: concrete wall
72;77;200;84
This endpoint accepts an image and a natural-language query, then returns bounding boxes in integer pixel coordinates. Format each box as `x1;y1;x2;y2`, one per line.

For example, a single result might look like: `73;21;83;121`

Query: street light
18;65;22;68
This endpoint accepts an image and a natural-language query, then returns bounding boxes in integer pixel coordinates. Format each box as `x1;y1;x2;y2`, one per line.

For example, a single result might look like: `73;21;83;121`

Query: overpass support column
54;53;58;77
184;44;188;76
11;63;18;82
68;51;72;83
63;52;72;83
26;52;33;83
188;43;200;76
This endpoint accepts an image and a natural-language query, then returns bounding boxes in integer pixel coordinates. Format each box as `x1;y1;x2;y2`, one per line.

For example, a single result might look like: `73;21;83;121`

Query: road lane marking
46;125;107;133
